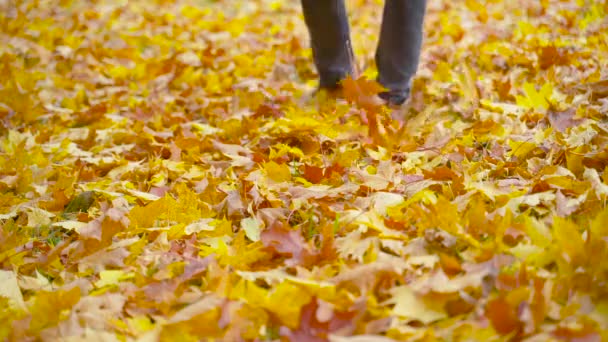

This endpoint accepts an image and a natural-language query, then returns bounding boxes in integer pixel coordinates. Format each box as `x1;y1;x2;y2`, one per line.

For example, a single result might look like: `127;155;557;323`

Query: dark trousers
301;0;426;98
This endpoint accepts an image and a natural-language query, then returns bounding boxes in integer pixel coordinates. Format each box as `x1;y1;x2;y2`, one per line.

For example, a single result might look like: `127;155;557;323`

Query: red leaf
303;165;324;183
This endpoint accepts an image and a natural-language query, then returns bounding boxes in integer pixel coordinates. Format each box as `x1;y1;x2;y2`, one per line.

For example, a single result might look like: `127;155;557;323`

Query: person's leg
376;0;426;105
301;0;354;89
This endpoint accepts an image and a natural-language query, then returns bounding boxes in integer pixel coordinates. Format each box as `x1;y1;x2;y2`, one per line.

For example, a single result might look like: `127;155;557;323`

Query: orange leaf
341;76;386;111
439;252;462;276
303;164;324;183
423;165;460;181
485;296;522;336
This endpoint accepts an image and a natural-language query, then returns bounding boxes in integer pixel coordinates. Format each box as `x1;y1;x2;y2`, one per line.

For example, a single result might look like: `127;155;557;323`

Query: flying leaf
341;76;386;111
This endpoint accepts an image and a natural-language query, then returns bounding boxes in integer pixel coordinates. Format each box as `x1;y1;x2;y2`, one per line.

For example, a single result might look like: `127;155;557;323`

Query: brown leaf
38;189;70;212
548;108;583;132
538;45;569;70
281;298;356;341
260;221;316;267
575;78;608;100
303;164;324;183
423;165;460;181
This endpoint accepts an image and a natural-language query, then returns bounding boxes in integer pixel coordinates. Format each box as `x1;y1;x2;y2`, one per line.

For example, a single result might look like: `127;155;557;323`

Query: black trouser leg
376;0;426;100
300;0;354;88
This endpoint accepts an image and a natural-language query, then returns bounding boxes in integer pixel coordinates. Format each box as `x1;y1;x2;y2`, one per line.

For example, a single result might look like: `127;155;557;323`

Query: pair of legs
301;0;427;105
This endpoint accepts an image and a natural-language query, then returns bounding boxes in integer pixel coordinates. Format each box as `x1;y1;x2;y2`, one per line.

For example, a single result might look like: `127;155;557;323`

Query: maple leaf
341;76;386;110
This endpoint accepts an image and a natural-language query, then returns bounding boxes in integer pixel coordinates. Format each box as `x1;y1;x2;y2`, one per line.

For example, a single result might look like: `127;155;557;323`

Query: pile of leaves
1;0;608;340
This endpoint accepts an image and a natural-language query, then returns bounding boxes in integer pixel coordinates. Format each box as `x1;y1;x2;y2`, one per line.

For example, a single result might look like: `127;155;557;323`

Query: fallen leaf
0;270;26;310
388;286;447;324
240;217;261;242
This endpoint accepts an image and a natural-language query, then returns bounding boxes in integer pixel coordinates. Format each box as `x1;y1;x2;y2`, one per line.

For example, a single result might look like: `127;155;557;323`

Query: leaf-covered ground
1;0;608;340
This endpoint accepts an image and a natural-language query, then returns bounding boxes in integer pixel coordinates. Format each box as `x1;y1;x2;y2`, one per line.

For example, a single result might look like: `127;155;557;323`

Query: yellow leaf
0;270;26;311
371;192;405;216
433;61;452;82
168;295;222;323
389;286;447;324
199;236;231;262
263;161;291;183
508;139;537;159
240;217;261;242
127;316;156;334
229;279;268;307
553;216;585;264
523;216;552;248
591;206;608;238
269;144;304;160
26;207;54;227
124;188;160;202
191;122;222;136
584;167;608;198
95;270;133;288
51;220;87;232
269;0;282;10
176;51;201;67
184;218;215;235
516;82;552;112
566;147;585;176
265;282;312;329
29;287;81;333
129;184;210;229
129;194;177;228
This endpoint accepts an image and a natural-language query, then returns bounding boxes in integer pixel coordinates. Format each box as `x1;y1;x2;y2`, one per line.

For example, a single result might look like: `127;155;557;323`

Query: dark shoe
319;72;349;90
378;91;408;107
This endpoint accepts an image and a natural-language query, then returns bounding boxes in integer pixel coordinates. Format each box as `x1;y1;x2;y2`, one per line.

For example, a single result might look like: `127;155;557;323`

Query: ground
1;0;608;340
